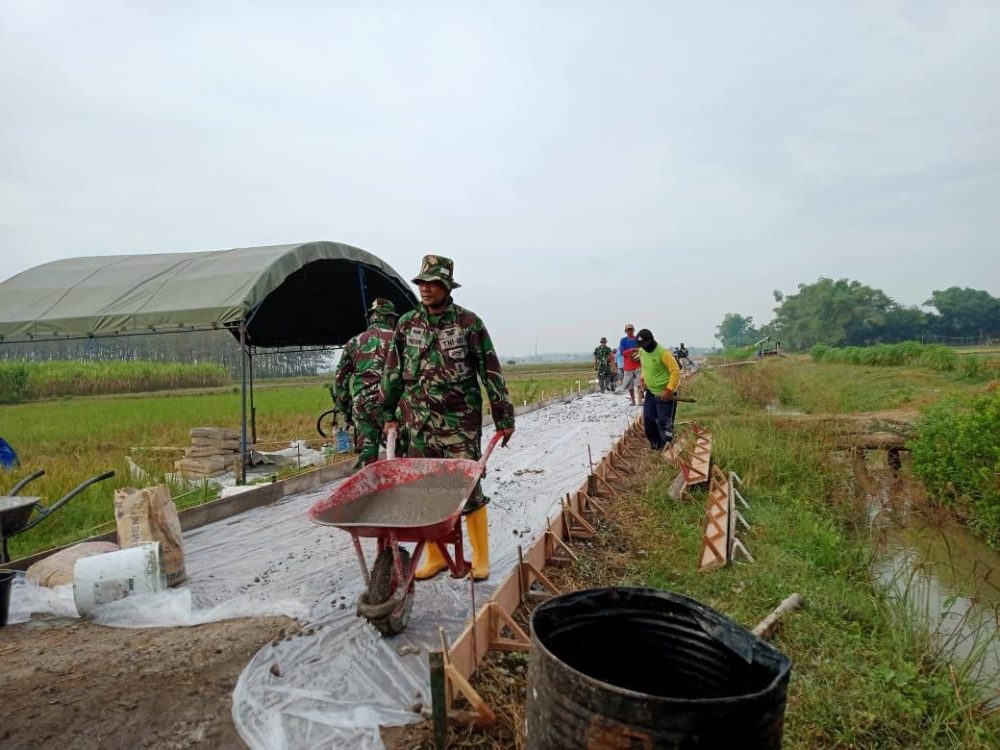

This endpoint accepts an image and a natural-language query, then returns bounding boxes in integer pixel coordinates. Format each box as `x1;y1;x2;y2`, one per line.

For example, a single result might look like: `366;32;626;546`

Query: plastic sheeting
226;393;638;749
5;392;639;748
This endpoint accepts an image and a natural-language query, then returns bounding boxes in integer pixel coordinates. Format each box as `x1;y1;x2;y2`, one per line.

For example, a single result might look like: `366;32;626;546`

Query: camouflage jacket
333;321;396;415
594;345;613;373
381;300;515;433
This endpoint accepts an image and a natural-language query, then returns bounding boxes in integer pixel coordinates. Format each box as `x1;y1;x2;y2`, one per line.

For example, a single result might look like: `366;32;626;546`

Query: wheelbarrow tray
307;457;482;542
0;496;42;535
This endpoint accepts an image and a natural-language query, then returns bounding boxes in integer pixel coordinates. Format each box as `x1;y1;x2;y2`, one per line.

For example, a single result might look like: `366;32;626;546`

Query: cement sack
190;427;240;441
175;455;227;474
190;437;241;450
26;541;120;587
114;485;187;586
184;446;227;458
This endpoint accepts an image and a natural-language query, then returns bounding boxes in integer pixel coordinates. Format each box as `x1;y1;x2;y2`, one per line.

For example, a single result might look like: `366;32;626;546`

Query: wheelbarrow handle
18;470;116;535
480;431;504;469
8;468;45;496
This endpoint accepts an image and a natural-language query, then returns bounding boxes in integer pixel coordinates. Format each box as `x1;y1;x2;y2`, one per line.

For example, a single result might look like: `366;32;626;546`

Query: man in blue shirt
619;324;641;405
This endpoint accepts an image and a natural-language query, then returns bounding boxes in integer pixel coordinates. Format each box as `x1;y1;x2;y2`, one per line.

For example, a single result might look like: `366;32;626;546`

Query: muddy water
858;452;1000;701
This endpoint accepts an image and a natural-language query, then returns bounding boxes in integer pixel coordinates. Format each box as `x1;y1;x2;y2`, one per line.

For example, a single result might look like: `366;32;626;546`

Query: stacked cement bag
173;426;243;479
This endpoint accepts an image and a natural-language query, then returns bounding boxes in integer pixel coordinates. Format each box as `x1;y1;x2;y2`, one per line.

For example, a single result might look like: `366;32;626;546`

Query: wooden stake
429;651;449;749
438;626;496;724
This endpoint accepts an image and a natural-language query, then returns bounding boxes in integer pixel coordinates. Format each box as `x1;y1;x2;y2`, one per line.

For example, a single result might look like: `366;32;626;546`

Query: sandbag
114;485;187;586
26;541;120;587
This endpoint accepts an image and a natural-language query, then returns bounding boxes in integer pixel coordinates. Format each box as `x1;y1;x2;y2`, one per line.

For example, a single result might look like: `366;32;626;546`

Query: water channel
857;450;1000;706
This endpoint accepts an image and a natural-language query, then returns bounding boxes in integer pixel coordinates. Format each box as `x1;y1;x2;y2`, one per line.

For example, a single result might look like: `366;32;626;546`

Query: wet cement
315;476;474;528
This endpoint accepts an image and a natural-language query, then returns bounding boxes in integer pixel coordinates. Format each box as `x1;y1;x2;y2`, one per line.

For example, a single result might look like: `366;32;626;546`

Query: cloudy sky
1;1;997;353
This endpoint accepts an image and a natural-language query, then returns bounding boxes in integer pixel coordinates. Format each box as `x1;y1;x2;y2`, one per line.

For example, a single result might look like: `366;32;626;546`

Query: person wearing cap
619;324;641;405
633;328;681;450
381;255;515;581
593;337;614;392
333;297;399;471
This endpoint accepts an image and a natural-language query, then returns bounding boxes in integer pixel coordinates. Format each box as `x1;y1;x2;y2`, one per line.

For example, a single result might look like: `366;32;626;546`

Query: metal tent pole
239;321;248;485
249;346;257;446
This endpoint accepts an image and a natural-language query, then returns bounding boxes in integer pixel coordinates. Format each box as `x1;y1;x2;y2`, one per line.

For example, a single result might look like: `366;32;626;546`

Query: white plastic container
72;542;167;616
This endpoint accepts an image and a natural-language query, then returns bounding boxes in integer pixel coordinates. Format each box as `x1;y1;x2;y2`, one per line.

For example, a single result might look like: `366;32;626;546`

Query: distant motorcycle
673;348;698;374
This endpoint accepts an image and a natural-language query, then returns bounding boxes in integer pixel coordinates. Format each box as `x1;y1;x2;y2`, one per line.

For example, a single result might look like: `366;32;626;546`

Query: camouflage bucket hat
411;254;461;289
368;297;396;315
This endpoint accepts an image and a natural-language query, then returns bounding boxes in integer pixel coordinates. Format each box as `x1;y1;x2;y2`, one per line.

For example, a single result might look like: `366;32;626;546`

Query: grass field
0;362;594;559
633;361;1000;747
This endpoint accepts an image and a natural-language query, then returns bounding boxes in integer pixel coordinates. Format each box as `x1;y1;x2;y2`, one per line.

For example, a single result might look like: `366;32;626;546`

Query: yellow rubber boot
414;542;448;580
466;507;490;581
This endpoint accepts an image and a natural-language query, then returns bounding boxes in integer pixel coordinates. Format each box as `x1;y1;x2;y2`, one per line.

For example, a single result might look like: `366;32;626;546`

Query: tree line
0;330;332;379
716;280;1000;351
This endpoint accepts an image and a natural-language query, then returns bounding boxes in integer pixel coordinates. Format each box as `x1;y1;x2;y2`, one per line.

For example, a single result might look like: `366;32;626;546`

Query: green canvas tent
0;240;416;347
0;241;418;480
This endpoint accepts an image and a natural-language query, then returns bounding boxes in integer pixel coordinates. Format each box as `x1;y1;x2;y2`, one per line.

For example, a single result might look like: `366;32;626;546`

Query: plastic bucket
526;588;792;749
0;569;15;626
336;429;352;453
72;542;167;616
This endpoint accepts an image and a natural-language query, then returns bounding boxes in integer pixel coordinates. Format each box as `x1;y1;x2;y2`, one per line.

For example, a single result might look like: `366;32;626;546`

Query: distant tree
715;313;760;349
882;306;928;342
925;287;1000;338
506;359;516;365
770;278;896;350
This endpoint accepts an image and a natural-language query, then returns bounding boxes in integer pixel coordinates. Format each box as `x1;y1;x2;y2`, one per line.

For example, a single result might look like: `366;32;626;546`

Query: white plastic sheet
226;393;638;749
6;392;639;748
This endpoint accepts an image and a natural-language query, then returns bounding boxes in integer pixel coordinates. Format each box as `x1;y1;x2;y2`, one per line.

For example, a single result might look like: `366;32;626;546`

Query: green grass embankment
629;362;999;747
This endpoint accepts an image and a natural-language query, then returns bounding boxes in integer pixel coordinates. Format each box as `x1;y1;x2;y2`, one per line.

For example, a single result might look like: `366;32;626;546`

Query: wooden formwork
430;413;647;726
697;465;753;573
662;422;713;501
698;465;732;572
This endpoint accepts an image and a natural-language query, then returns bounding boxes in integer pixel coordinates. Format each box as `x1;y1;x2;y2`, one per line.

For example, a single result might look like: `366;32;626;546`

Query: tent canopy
0;241;418;348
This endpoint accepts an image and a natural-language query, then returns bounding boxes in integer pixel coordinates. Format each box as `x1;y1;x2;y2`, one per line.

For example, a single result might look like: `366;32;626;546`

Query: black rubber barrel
0;569;15;627
526;588;792;749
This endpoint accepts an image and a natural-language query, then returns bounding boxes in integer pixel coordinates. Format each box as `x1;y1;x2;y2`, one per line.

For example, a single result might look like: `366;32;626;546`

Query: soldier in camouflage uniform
381;255;515;581
333;298;399;471
594;337;614;392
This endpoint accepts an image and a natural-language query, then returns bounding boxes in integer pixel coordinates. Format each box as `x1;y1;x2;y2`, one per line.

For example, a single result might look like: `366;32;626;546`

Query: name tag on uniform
439;326;464;350
406;327;428;348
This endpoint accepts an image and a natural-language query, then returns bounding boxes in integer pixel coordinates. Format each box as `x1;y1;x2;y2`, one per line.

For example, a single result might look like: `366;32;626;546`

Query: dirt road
0;615;294;749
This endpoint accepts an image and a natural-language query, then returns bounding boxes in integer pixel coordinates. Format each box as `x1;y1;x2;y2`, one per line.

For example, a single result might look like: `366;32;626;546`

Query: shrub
910;391;1000;546
0;362;31;403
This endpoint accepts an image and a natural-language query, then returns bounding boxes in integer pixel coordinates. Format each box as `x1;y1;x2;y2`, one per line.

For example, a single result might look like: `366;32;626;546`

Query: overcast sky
1;1;997;353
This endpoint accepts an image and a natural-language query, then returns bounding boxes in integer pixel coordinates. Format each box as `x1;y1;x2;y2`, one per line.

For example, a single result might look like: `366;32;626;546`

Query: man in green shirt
634;328;681;450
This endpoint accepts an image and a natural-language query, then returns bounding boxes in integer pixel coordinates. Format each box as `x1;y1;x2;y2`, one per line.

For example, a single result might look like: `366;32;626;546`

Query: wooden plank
698;465;731;572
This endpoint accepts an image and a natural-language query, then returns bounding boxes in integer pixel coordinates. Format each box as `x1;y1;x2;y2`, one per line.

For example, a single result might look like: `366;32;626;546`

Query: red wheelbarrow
307;431;502;636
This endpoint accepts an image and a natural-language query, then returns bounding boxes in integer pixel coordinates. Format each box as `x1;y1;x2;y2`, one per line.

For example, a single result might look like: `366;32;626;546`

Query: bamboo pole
752;593;804;639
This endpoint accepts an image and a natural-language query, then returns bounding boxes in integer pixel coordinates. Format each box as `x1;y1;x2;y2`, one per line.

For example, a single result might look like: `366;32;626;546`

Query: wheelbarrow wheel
367;547;413;636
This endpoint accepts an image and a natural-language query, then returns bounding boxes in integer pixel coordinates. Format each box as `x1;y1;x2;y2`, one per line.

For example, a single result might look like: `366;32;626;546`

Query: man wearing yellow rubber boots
381;255;515;580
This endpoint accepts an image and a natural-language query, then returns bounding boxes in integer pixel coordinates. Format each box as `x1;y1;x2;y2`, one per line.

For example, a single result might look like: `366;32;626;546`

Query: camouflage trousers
352;399;384;472
405;422;487;513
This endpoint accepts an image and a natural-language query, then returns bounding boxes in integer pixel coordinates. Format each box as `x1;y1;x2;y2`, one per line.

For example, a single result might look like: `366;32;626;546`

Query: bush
910;391;1000;546
0;362;31;403
810;342;966;373
0;360;229;401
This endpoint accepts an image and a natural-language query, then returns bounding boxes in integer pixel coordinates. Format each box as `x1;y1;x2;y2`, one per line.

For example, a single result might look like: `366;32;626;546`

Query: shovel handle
385;428;397;460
